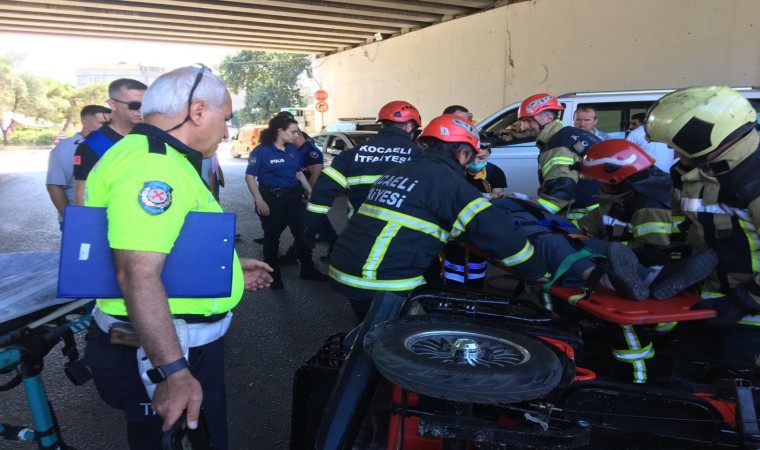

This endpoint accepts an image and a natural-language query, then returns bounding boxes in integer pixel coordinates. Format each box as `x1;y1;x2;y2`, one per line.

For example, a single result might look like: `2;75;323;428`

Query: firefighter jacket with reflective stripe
580;167;673;252
680;130;760;313
304;126;421;228
536;122;601;215
327;152;548;301
669;160;693;242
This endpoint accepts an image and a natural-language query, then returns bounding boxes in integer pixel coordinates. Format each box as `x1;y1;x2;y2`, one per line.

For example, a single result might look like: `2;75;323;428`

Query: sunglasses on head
110;98;142;111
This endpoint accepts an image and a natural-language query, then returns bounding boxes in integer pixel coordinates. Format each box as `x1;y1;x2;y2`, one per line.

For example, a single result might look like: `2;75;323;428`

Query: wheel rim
402;330;531;367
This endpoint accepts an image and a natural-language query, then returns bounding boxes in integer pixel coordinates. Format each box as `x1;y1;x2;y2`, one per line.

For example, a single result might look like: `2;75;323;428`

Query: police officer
83;65;273;449
245;114;327;289
328;114;548;320
303;100;423;242
579;140;674;267
517;94;601;218
646;85;760;366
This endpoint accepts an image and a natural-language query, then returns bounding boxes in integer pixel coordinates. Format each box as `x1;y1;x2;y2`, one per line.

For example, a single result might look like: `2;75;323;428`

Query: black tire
364;315;564;404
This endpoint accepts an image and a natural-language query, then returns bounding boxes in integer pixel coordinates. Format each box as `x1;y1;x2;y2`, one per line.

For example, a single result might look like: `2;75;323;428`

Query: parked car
311;130;378;156
230;124;266;158
476;87;760;195
323;117;382;132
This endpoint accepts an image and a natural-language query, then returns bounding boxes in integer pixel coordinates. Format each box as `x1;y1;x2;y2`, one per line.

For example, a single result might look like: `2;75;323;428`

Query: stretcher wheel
364;315;564;404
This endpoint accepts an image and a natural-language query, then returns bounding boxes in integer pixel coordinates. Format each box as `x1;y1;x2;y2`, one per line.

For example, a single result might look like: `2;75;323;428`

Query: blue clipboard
58;206;236;298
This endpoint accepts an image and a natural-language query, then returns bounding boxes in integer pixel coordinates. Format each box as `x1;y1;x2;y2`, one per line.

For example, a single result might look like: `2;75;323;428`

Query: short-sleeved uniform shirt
85;123;244;317
46;133;83;215
73;125;124;181
245;143;301;188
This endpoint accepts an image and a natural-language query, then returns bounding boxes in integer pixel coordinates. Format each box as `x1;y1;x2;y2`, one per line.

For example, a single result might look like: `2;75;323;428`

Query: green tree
220;51;309;124
0;57;30;145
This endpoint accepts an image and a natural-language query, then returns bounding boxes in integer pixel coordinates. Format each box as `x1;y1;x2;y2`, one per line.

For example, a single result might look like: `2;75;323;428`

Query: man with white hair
83;65;272;449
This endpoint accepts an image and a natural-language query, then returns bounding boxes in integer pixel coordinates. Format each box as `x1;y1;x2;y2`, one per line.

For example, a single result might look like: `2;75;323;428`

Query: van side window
312;135;327;151
577;102;655;139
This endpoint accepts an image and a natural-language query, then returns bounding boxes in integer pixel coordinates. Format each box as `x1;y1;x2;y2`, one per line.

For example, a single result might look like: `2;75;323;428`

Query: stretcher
0;252;93;449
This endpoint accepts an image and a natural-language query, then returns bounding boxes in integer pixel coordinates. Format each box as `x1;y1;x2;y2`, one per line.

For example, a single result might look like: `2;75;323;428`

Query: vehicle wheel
364;315;564;404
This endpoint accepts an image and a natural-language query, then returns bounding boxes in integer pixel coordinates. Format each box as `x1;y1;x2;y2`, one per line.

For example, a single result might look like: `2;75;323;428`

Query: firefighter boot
649;249;719;300
270;266;284;290
606;242;649;301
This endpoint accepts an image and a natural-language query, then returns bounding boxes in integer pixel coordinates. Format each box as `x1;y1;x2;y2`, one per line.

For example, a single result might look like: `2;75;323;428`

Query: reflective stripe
541;156;575;177
347;175;381;186
654;321;677;333
537;197;561;213
681;197;754;229
614;325;653;383
450;198;491;239
671;216;684;233
358;204;449;242
322;166;348;189
363;223;401;279
328;265;425;291
443;271;486;283
306;202;330;214
739;219;760;273
443;260;488;271
633;221;672;237
602;215;631;229
701;291;725;299
499;241;535;267
566;203;599;220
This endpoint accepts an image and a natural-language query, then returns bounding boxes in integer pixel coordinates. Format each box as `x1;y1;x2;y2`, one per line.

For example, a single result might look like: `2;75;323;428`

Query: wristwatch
146;357;190;384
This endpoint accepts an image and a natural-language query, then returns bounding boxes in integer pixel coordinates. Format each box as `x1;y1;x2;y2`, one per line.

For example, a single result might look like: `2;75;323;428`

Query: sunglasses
110;98;142;111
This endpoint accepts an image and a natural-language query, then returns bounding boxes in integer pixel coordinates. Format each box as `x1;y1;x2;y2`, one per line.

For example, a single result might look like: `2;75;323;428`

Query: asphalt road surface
0;143;356;449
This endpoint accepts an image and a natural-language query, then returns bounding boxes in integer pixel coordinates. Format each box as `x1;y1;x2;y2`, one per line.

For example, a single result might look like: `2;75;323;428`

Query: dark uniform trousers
258;185;311;269
84;325;228;450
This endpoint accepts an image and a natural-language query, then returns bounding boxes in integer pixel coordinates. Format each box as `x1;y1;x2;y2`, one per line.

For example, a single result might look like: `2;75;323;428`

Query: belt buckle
272;187;283;196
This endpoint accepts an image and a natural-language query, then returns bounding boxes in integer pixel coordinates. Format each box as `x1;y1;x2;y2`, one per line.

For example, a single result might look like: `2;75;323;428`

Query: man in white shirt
46;105;111;228
626;113;675;172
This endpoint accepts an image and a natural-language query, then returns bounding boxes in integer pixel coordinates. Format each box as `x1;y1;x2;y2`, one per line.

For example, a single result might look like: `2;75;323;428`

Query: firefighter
327;114;548;320
579;139;674;267
646;85;760;366
303;101;422;244
517;93;602;219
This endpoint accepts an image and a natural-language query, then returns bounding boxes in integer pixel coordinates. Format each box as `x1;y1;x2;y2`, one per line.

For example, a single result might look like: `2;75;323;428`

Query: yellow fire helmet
645;86;756;159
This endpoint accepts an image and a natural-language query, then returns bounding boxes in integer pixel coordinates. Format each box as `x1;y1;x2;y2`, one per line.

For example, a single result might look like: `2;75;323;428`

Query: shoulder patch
248;154;257;166
309;150;320;159
139;181;173;215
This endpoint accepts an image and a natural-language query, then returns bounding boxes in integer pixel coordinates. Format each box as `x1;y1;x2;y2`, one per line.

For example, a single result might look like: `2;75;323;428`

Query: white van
476;88;760;195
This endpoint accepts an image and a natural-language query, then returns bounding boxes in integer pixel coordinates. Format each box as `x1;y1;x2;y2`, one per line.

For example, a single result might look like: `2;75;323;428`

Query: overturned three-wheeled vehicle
291;284;760;449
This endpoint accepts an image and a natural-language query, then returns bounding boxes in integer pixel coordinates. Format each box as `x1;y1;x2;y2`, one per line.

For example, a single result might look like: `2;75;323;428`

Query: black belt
260;185;301;196
110;312;228;324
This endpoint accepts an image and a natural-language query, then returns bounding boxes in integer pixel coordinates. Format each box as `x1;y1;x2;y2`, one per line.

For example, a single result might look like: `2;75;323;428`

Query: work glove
692;295;754;328
302;227;318;249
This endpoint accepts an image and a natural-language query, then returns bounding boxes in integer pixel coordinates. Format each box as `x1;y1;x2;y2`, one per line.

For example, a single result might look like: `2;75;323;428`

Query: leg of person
260;192;287;289
316;291;406;450
286;192;327;281
534;234;595;286
84;324;164;449
188;337;228;450
440;243;466;287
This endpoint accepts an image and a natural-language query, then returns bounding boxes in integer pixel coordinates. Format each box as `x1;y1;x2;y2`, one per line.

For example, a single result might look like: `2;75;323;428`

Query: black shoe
254;237;265;244
270;278;284;290
300;265;328;282
649;249;718;300
606;242;649;300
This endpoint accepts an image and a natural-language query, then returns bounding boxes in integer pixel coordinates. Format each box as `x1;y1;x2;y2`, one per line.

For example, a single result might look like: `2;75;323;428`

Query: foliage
6;125;57;145
0;54;109;145
219;51;309;124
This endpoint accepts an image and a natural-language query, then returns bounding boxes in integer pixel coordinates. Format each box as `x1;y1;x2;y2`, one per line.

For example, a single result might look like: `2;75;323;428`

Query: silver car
311;130;378;157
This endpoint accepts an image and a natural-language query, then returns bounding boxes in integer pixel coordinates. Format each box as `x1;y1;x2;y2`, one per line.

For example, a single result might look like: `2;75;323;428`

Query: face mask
466;160;488;172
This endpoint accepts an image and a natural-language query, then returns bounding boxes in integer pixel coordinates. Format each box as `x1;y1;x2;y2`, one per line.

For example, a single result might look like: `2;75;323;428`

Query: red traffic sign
315;102;329;113
314;90;329;102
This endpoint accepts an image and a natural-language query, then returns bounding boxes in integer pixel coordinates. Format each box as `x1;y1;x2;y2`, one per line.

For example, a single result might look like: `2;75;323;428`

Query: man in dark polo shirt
73;78;147;204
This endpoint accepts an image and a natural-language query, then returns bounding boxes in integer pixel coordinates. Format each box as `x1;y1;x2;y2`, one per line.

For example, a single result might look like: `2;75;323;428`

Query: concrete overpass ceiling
0;0;509;55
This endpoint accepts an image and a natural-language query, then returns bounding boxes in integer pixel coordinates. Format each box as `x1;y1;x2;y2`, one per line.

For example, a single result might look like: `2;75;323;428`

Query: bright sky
2;32;239;83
